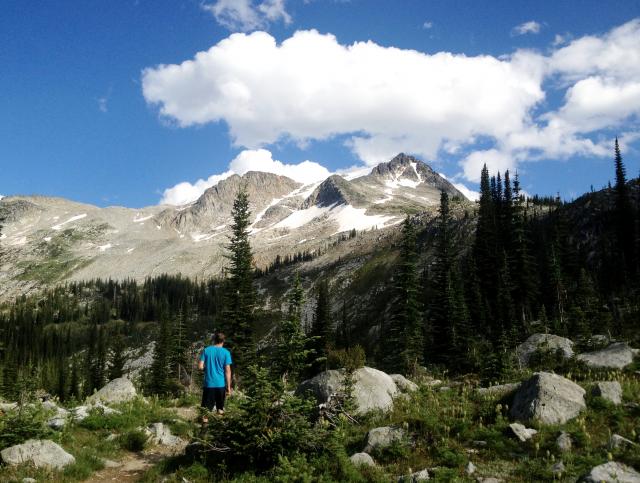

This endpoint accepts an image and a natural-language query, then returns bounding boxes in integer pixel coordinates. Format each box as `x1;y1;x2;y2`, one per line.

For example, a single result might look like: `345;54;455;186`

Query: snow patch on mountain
331;205;396;234
274;205;328;229
52;213;87;230
133;215;153;223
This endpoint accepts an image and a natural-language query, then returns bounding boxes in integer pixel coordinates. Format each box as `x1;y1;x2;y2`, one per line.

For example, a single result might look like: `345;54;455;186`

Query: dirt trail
85;406;198;482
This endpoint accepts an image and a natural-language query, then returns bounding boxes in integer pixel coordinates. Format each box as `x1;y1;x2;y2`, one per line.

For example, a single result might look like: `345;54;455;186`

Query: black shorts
202;387;226;411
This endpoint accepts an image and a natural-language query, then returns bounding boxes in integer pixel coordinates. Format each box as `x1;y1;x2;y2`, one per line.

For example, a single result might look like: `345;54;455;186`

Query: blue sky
2;0;639;207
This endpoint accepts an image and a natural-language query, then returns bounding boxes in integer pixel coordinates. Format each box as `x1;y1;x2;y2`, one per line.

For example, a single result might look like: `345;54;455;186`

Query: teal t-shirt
200;346;232;388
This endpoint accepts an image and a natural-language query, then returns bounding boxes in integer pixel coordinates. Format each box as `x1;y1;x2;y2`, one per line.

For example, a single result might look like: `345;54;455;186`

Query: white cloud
144;20;640;183
160;170;234;205
97;97;108;113
422;21;433;29
143;29;545;167
202;0;290;32
160;149;330;205
512;20;542;36
229;148;330;183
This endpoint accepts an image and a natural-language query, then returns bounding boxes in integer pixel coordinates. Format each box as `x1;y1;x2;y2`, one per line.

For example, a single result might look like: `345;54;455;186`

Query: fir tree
386;217;423;374
275;273;312;385
108;334;126;381
613;137;636;276
224;184;257;375
307;280;332;376
150;314;172;395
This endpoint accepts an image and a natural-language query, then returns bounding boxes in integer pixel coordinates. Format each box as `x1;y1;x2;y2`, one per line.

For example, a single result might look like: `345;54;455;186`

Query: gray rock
364;426;406;452
87;377;137;404
510;372;586;425
145;422;185;448
551;461;565;475
516;333;574;367
476;479;503;483
47;417;67;430
399;469;430;481
466;461;477;475
583;461;640;482
100;458;122;468
577;342;638;370
390;374;419;392
0;402;18;412
350;452;375;467
556;432;572;452
593;381;623;405
71;405;91;422
0;439;75;469
509;422;538;442
477;383;520;397
609;434;637;451
22;478;37;483
424;379;443;387
296;367;397;415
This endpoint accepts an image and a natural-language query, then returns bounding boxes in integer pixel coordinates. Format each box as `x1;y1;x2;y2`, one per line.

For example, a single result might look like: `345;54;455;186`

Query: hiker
198;332;232;421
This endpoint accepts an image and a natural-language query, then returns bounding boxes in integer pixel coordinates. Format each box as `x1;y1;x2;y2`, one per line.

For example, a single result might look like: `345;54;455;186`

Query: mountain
0;154;468;301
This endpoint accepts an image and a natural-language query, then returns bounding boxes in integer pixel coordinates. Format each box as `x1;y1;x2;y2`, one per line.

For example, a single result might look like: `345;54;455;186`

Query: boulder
390;374;419;393
583;462;640;482
509;422;538;442
477;383;520;397
0;402;18;412
510;372;586;425
609;434;637;451
350;452;375;467
296;367;397;414
0;439;75;469
476;479;503;483
71;405;91;422
22;478;37;483
593;381;623;405
516;333;574;367
145;422;185;448
364;426;406;453
556;432;572;452
577;342;638;370
466;461;477;475
551;461;565;476
87;377;137;405
47;417;67;430
399;469;430;481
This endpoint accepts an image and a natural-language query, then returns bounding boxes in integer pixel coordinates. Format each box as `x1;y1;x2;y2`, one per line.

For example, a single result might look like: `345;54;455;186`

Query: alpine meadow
1;1;640;482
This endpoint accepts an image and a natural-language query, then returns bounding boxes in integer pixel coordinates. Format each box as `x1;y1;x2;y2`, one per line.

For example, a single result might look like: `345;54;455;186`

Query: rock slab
0;439;75;469
509;422;538;442
577;342;637;370
399;469;430;481
510;372;586;425
87;377;137;404
583;462;640;482
296;367;398;414
364;426;406;452
593;381;623;405
350;452;375;467
516;334;574;367
390;374;419;393
556;431;572;452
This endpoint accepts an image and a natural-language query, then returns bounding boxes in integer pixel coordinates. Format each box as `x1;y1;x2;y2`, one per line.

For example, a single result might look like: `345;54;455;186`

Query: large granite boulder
87;377;137;405
350;452;375;467
510;372;586;425
390;374;419;393
582;462;640;482
296;367;397;414
364;426;406;452
516;334;574;367
577;342;638;370
0;440;75;469
593;381;623;405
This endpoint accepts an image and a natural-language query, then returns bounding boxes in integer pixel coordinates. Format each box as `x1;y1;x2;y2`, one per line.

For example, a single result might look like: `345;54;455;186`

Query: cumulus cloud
143;29;545;166
143;20;640;183
160;149;330;205
202;0;291;32
422;21;433;29
512;20;542;36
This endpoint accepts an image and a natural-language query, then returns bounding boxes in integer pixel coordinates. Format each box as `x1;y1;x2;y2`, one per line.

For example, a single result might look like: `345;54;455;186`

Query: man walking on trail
199;332;232;422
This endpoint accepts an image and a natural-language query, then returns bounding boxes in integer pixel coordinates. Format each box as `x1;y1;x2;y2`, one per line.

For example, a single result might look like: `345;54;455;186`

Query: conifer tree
613;137;635;276
56;353;68;402
386;217;423;374
224;184;257;374
108;334;126;381
170;308;188;382
307;280;332;376
69;358;81;402
151;314;172;395
275;273;311;385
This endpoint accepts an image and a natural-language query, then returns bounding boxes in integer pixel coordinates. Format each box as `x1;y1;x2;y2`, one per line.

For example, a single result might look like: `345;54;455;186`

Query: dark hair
213;332;226;344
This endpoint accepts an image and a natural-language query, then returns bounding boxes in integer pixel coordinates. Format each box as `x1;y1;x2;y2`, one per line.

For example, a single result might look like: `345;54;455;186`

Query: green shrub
119;429;148;452
200;365;329;476
0;406;53;449
327;346;366;371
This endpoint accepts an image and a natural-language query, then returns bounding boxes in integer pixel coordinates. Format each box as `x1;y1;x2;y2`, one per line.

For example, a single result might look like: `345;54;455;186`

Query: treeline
0;275;221;402
385;139;639;380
